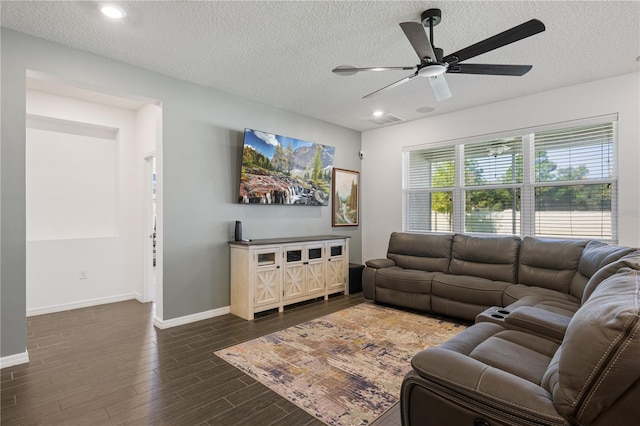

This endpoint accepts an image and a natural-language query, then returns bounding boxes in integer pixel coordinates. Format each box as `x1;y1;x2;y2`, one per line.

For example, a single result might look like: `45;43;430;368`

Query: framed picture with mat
332;168;359;227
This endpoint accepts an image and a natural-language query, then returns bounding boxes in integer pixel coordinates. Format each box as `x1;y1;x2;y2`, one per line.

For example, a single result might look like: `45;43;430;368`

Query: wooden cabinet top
229;235;350;247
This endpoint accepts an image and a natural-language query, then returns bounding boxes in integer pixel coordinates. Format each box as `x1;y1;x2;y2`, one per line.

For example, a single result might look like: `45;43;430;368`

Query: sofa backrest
387;232;453;273
581;251;640;303
541;263;640;424
569;240;636;300
518;237;587;294
448;234;520;283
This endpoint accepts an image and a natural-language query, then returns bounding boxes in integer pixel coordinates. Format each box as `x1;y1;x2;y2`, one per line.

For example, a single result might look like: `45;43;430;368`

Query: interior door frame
142;153;156;303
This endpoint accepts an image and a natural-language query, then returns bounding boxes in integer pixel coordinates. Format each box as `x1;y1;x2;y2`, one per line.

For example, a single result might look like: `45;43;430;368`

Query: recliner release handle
474;420;490;426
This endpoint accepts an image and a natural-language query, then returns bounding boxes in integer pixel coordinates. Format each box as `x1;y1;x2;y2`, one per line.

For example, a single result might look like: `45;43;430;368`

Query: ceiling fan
332;8;545;101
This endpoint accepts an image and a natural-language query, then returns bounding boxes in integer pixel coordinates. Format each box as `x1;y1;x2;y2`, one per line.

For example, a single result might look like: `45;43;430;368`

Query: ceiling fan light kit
418;64;446;77
332;8;545;101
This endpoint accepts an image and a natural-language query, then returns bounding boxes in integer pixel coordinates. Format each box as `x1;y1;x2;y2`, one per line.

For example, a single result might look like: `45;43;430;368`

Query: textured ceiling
2;1;639;131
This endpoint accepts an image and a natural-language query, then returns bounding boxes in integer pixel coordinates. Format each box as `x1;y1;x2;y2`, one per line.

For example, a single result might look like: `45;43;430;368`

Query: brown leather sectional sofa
362;232;640;425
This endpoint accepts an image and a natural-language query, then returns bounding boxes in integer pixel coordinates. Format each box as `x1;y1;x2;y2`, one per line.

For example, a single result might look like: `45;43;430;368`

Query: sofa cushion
376;266;438;294
468;329;559;385
518;237;587;293
407;323;565;425
542;265;640;425
504;294;580;318
416;322;559;386
503;284;580;308
449;234;520;283
569;240;636;300
432;274;510;307
387;232;453;273
581;250;640;302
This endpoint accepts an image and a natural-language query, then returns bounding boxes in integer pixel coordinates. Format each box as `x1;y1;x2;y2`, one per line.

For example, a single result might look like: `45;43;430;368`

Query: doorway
24;71;163;318
143;154;157;303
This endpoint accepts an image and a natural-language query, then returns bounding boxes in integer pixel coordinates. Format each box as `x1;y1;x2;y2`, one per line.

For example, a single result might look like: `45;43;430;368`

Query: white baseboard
153;306;231;329
27;293;138;317
0;351;30;369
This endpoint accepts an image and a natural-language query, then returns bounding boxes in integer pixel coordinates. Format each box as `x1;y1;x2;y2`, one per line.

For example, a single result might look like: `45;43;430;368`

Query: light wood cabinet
253;248;281;308
230;236;350;320
283;243;326;301
326;240;347;292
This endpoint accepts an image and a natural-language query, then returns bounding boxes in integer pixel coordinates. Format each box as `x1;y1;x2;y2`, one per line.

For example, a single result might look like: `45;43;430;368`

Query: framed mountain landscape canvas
332;168;359;226
238;129;335;205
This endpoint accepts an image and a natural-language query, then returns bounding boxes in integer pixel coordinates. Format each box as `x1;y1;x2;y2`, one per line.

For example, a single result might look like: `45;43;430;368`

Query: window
531;122;615;239
402;117;617;241
403;146;455;232
463;137;522;234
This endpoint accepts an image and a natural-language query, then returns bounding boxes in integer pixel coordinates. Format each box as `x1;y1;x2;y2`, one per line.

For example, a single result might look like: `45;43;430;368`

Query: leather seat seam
421;368;560;419
577;324;639;419
571;316;631;409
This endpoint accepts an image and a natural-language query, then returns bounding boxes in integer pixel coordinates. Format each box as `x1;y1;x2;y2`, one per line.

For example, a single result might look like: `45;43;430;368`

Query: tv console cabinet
229;235;350;320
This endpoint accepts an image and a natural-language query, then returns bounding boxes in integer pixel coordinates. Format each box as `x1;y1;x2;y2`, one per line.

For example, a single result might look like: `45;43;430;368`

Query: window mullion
611;122;619;240
521;134;535;237
453;144;465;233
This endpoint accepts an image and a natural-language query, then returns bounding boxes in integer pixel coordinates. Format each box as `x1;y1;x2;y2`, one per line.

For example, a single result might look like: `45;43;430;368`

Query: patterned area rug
215;303;465;425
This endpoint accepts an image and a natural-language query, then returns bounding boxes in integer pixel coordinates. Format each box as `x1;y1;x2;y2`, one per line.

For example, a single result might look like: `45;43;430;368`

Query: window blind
403;146;455;232
402;117;617;241
535;122;614;182
532;122;615;239
463;137;523;185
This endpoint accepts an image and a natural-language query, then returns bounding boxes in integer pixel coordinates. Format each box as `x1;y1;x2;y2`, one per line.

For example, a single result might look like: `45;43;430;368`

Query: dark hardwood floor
1;294;401;425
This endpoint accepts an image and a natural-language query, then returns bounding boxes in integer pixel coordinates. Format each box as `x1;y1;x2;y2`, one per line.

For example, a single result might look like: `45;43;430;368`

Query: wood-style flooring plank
0;293;406;425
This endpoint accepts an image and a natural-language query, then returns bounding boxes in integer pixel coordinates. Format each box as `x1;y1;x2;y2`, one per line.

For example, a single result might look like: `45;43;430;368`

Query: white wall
361;72;640;261
2;28;362;358
25;90;147;315
26;123;118;240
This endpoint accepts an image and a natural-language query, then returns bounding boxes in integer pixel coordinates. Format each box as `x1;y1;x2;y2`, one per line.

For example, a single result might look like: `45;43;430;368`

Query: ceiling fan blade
448;63;533;76
429;74;452;101
399;22;437;62
443;19;545;64
363;73;418;98
332;65;416;75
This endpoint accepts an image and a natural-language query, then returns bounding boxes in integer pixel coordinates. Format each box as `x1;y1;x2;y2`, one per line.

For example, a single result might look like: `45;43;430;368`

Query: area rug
215;303;465;425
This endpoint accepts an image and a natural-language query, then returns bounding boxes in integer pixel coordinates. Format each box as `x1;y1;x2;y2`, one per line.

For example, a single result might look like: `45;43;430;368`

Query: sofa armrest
408;348;563;423
504;306;571;341
365;258;396;269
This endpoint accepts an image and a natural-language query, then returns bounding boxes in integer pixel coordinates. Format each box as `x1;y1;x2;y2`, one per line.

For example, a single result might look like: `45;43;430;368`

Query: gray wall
1;28;362;357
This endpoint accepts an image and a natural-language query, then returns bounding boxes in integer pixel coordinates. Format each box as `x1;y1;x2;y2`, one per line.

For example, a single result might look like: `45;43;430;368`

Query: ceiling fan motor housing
421;8;442;27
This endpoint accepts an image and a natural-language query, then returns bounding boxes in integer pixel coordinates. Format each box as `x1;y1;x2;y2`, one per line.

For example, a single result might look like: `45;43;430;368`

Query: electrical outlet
79;270;88;280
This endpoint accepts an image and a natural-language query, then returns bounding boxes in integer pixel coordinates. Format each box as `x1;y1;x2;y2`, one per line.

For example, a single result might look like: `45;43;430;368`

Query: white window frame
402;114;618;242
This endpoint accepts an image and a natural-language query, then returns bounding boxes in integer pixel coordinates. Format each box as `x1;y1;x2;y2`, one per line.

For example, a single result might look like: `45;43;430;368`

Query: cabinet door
326;241;346;291
254;248;281;307
283;246;305;300
305;244;326;295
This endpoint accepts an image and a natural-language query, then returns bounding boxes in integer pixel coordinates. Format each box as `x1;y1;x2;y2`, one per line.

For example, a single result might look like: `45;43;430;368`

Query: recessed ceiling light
100;4;126;19
372;110;384;117
416;106;435;114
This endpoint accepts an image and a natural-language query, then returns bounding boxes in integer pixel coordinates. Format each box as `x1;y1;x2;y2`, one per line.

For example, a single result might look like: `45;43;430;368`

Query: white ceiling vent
364;113;405;126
